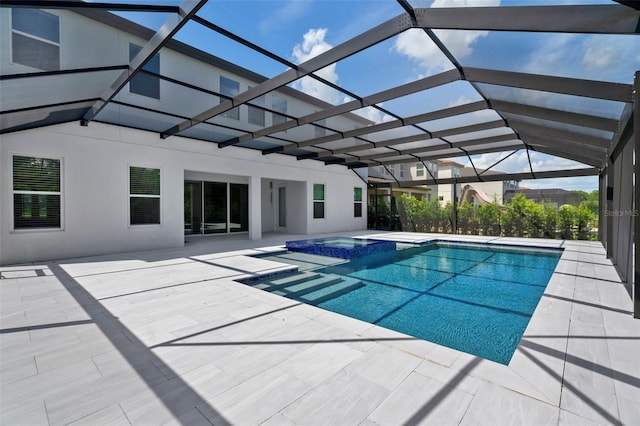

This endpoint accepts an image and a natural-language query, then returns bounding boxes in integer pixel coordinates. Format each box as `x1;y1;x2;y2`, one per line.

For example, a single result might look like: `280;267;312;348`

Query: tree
457;202;478;235
478;202;501;236
559;205;575;239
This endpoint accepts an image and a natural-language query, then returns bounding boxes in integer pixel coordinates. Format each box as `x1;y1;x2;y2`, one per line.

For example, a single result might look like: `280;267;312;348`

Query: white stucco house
0;8;369;265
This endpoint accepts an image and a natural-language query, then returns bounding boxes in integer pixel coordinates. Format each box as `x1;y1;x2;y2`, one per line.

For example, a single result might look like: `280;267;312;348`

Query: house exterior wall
0;122;366;265
0;8;369;265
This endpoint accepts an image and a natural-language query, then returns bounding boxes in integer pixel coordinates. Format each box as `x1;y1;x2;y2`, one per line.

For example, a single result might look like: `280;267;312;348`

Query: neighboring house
367;158;519;208
504;188;580;208
436;159;464;205
438;161;519;206
369;163;437;202
0;8;369;265
459;167;520;205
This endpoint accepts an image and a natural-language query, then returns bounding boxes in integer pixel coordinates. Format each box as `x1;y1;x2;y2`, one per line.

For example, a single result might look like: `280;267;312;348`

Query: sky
117;0;639;192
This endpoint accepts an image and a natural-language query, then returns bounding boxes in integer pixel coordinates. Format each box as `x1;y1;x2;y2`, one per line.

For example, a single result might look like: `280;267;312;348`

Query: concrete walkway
1;232;639;425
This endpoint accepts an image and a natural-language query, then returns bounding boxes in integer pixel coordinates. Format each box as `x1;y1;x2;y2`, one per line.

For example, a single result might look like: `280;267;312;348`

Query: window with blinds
11;9;60;71
129;166;160;225
13;155;62;229
313;183;325;219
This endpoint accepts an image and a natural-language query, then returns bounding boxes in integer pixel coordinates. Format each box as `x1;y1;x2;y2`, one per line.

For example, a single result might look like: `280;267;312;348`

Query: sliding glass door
185;180;248;236
204;182;227;234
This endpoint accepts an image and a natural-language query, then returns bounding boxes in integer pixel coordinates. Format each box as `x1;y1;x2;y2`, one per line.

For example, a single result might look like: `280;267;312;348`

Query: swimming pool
243;241;562;365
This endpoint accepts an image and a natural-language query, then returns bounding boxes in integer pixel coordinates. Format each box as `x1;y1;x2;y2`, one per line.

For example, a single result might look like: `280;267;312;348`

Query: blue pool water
244;241;562;365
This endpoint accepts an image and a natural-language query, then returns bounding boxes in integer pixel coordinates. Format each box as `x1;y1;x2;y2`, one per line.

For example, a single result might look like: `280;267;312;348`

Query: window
129;43;160;99
388;165;395;176
129;166;160;225
313;183;325;219
272;94;287;126
11;9;60;71
248;87;265;126
399;164;405;178
354;187;363;218
13;155;61;229
315;119;326;138
416;163;424;177
220;76;240;120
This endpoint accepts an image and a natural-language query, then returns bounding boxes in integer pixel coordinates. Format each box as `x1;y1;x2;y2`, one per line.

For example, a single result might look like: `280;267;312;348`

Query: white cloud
523;33;576;75
393;0;500;74
292;29;393;123
521;33;639;83
582;36;623;71
291;28;342;104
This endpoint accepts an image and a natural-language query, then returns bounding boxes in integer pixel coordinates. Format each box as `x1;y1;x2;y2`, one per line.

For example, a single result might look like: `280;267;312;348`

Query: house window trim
128;164;162;227
11;153;64;233
10;9;61;71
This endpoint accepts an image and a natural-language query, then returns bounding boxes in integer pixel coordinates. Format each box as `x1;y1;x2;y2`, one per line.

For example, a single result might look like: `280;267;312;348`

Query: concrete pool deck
1;232;639;425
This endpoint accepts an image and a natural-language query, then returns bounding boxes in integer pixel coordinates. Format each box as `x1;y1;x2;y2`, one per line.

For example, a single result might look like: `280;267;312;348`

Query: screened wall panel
610;133;634;294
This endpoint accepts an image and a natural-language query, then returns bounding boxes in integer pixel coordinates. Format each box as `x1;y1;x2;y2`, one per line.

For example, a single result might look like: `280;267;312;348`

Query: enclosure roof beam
465;67;633;103
161;12;414;139
395;167;598;187
509;119;611;148
354;133;519;162
266;99;487;154
490;99;621;133
220;69;459;148
414;4;640;34
346;143;524;168
528;144;604;168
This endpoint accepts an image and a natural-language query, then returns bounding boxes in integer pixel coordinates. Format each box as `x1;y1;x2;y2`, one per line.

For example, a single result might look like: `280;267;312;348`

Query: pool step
304;280;366;305
253;272;366;305
253;271;318;290
263;273;342;296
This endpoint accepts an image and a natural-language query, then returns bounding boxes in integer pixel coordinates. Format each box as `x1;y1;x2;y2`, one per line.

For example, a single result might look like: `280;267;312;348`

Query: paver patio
1;232;639;425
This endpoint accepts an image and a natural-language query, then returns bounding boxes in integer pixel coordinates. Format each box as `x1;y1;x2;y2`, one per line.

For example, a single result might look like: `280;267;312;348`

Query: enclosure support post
452;180;458;234
598;171;606;245
633;70;639;318
606;156;615;259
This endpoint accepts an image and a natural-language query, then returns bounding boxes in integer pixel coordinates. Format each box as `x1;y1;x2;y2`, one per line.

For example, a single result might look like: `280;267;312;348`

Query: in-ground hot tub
285;236;396;259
